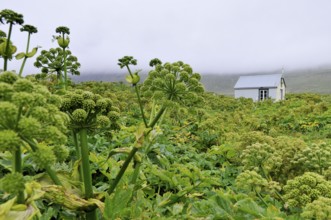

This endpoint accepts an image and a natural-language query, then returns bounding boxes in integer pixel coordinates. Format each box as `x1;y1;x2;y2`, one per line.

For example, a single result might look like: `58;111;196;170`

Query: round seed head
0;130;20;152
13;79;34;92
0;71;18;84
72;109;87;123
1;172;25;194
97;115;111;128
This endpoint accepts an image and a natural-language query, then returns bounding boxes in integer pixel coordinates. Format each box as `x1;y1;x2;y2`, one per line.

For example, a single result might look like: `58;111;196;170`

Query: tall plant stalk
108;57;169;195
62;32;68;89
18;30;30;76
72;130;83;182
125;65;147;127
0;9;24;70
13;147;24;203
3;23;13;71
108;147;139;194
79;128;97;220
18;25;38;76
109;57;204;197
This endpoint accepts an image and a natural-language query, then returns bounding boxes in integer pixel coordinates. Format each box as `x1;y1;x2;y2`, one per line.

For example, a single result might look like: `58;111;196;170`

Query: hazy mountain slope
73;68;331;95
201;69;331;95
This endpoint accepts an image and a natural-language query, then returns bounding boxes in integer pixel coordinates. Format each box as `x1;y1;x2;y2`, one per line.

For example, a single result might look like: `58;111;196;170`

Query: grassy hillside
73;68;331;95
201;69;331;95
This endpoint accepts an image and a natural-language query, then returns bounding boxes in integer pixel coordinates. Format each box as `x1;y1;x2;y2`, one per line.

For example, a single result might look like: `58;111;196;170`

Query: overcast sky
2;0;331;76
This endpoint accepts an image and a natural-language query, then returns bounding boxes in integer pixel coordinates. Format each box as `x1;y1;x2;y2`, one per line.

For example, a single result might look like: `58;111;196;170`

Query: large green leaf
234;198;264;218
125;73;140;85
15;52;26;60
103;185;133;219
26;47;38;58
0;197;15;217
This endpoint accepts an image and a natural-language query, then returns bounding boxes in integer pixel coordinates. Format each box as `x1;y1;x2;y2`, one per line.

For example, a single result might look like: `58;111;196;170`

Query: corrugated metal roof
234;73;283;89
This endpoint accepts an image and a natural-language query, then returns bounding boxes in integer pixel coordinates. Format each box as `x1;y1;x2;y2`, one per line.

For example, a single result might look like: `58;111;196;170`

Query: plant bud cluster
60;89;120;132
34;48;80;76
292;142;331;174
0;172;26;194
301;197;331;220
283;172;331;208
241;143;282;174
0;71;68;159
0;39;17;59
235;170;268;195
140;60;204;106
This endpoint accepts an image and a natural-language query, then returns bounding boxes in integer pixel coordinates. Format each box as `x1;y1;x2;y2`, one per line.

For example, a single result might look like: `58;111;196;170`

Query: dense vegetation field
1;8;331;220
1;69;331;219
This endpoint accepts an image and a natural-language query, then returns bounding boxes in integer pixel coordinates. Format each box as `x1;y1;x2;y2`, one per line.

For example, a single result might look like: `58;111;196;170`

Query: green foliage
30;143;57;170
0;39;17;60
293;142;331;175
283;172;331;209
104;186;134;219
0;71;68;194
0;71;18;84
0;172;26;194
241;143;282;175
0;130;20;152
301;197;331;220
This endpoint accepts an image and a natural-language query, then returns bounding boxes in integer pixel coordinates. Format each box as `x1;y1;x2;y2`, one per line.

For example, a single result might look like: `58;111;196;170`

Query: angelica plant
55;26;70;88
108;57;205;196
235;170;281;205
283;172;331;209
301;197;331;220
16;24;38;76
141;59;205;111
235;170;268;195
34;26;80;89
292;142;331;175
0;71;68;203
0;9;24;71
60;89;120;219
240;143;282;178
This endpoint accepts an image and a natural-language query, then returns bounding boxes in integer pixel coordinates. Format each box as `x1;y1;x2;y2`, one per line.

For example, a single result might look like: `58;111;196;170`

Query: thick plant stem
72;131;81;160
126;65;147;127
14;147;24;204
255;189;268;207
45;166;62;186
72;131;83;182
148;106;166;128
62;33;68;90
108;147;139;195
134;85;147;127
19;57;27;77
79;128;97;220
148;100;156;125
3;23;13;71
131;141;153;186
157;109;167;126
21;137;62;186
18;33;31;76
130;161;142;185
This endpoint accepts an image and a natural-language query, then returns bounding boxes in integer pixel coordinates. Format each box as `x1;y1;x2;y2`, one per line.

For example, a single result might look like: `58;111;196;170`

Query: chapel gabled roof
234;73;284;89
